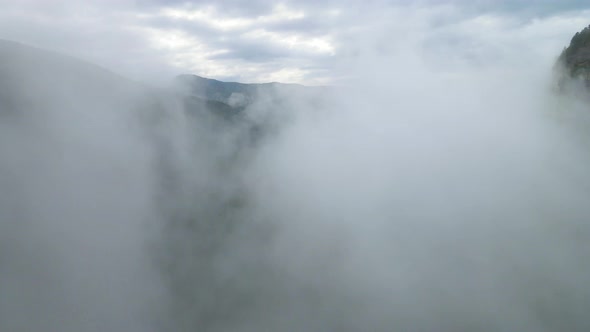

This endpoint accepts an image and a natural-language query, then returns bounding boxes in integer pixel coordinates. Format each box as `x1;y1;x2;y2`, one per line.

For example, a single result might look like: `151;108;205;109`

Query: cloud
0;0;588;84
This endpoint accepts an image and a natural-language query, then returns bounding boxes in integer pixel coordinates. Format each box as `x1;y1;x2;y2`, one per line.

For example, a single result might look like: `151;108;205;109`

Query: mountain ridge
0;38;322;116
173;73;326;108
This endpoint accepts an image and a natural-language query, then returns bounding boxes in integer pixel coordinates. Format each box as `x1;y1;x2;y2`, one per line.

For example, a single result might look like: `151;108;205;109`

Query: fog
2;5;590;332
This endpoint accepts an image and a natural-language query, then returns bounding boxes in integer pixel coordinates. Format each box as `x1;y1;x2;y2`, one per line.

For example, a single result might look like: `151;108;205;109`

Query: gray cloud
0;0;588;84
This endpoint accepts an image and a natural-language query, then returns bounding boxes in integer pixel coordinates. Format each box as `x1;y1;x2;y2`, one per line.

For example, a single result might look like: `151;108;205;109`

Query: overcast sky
0;0;589;85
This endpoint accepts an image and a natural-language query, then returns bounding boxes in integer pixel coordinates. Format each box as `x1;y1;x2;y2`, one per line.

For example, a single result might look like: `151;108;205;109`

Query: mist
2;4;590;332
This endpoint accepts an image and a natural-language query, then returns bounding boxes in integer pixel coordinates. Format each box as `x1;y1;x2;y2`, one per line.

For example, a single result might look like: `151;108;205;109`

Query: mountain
173;74;323;108
0;40;331;182
0;39;325;123
555;25;590;89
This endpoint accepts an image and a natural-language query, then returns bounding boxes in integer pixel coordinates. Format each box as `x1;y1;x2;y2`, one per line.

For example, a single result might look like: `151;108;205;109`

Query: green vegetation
555;24;590;89
566;25;590;61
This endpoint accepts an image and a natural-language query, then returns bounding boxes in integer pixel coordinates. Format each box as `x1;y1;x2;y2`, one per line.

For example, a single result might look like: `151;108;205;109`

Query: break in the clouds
0;0;589;84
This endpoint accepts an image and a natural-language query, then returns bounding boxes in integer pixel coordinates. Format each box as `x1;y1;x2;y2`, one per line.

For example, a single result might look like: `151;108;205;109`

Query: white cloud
159;3;305;32
0;0;588;84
